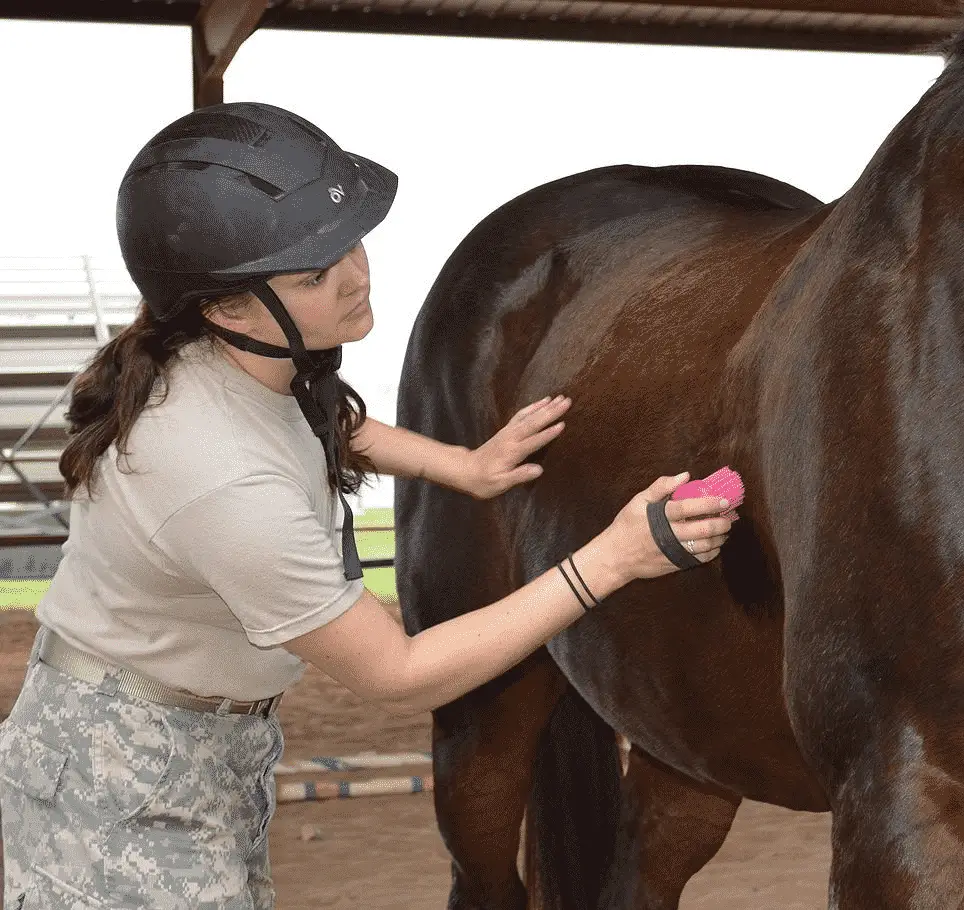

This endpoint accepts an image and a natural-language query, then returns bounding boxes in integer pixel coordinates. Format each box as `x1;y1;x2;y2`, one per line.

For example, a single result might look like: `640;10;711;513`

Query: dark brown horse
394;32;964;910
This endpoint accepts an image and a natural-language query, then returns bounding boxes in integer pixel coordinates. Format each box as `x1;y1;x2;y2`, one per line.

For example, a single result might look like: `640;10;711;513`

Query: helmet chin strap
203;279;363;582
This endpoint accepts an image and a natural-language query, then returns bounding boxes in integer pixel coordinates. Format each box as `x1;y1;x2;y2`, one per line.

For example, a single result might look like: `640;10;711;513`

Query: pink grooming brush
670;466;745;521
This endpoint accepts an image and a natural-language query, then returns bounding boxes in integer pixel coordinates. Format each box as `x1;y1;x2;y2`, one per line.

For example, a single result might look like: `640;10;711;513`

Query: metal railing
0;255;140;538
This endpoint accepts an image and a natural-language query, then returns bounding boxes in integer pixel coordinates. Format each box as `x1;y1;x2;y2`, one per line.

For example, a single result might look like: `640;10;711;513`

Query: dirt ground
0;609;834;908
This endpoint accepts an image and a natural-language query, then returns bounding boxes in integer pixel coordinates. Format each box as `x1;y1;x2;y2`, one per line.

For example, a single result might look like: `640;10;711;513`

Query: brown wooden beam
2;2;959;54
192;0;269;108
259;7;954;53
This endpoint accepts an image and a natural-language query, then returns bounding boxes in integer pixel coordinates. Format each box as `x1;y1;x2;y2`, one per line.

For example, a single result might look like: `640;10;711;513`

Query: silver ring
684;540;695;554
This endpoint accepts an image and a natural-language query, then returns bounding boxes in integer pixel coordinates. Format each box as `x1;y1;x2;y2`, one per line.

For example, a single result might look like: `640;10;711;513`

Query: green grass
0;580;49;612
1;507;398;610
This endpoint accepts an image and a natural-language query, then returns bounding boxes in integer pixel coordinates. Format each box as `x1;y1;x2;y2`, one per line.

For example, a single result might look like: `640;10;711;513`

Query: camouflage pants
0;626;284;908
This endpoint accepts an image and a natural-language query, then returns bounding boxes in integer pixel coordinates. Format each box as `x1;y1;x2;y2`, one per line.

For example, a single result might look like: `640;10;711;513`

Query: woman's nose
340;245;370;292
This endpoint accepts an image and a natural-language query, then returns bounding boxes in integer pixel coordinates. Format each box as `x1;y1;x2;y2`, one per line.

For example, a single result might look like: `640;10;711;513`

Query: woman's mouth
346;297;370;318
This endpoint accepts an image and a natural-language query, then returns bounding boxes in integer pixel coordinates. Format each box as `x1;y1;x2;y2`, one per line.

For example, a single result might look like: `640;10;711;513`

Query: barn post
192;0;269;108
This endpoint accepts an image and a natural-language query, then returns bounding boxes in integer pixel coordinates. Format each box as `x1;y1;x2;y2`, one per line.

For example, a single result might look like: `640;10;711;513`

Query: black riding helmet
116;101;399;581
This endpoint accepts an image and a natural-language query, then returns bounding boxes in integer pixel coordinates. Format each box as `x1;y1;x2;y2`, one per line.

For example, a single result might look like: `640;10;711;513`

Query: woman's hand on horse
463;395;571;499
600;472;732;582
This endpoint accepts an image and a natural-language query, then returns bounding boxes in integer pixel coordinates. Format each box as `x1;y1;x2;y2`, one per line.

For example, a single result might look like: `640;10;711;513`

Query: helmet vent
136;161;209;177
288;118;327;144
136;161;285;199
152;112;268;148
235;171;286;199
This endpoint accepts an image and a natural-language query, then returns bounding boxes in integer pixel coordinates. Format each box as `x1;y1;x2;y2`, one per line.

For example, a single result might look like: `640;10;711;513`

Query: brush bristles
671;466;745;519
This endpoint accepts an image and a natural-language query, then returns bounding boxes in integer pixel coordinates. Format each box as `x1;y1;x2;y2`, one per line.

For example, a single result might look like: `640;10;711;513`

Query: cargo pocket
92;703;175;828
21;864;108;908
0;724;73;908
0;721;68;805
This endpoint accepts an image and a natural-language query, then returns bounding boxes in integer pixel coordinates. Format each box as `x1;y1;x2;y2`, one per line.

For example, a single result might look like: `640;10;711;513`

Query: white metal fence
0;255;141;537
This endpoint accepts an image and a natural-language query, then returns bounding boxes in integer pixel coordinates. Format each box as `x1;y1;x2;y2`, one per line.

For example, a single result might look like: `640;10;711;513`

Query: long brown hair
59;295;376;500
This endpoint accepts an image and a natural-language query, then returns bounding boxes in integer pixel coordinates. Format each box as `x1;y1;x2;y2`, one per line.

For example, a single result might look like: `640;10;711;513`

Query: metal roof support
192;0;270;108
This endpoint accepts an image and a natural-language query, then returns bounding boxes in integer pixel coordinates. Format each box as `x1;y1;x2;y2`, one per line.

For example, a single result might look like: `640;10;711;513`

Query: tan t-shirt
36;338;365;701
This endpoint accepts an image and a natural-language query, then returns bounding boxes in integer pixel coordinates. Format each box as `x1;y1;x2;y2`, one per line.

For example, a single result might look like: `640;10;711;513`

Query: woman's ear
204;292;255;330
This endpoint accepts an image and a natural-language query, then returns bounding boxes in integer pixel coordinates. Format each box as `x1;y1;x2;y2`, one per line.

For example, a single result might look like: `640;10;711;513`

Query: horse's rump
395;163;832;805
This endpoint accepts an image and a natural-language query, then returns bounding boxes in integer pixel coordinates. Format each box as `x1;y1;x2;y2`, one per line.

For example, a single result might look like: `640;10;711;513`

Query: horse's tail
524;684;623;910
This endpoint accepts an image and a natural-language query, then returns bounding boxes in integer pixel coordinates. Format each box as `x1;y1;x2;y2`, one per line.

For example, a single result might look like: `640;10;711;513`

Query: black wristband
646;499;702;570
566;553;602;607
557;561;591;612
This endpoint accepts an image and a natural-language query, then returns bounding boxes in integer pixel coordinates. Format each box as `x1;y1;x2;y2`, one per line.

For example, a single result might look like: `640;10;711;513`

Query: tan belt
38;629;284;719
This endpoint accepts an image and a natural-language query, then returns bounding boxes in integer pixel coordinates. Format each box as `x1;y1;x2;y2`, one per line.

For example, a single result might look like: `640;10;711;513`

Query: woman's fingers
509;396;552;422
516;421;566;456
669;515;732;543
664;495;728;522
691;534;729;553
510;395;570;426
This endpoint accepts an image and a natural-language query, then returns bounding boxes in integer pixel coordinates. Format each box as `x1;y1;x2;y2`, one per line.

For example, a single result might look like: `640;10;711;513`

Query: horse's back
398;162;822;437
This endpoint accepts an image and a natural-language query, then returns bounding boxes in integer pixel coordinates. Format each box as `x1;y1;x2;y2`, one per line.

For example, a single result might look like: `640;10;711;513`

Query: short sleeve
149;473;365;647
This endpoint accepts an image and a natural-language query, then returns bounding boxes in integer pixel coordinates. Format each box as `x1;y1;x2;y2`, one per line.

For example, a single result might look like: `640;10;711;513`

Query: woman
0;101;731;909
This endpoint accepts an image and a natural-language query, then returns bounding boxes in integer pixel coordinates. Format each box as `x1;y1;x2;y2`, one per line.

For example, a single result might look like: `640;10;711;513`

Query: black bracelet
565;552;602;608
557;560;591;612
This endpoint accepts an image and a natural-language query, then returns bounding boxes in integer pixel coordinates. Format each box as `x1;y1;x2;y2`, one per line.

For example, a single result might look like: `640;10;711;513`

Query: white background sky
0;18;947;506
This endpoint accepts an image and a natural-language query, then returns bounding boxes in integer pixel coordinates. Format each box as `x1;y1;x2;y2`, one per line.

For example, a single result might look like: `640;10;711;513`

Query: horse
393;29;964;910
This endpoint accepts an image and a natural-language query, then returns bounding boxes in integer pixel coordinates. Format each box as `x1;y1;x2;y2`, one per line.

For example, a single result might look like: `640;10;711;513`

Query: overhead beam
192;0;269;108
0;2;959;54
260;7;955;54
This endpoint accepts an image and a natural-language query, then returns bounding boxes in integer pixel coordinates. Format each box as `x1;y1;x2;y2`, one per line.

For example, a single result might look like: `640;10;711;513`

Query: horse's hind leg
820;759;964;909
431;649;567;910
602;745;741;910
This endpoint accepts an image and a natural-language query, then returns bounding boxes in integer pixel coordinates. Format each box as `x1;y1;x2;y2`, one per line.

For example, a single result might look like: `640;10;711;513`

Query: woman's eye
306;270;327;286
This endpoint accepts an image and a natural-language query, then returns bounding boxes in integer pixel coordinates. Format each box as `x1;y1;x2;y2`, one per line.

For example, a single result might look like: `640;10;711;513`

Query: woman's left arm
351;395;571;499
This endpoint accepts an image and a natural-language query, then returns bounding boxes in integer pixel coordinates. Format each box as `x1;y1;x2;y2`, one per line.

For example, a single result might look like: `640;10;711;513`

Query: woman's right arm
281;473;732;716
283;534;623;717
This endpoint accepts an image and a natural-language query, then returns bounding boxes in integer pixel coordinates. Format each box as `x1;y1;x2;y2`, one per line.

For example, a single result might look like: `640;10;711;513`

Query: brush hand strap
646;500;702;570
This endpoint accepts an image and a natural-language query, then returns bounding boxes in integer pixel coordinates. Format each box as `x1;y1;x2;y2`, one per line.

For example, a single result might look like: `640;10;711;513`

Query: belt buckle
247;697;270;717
260;694;282;717
238;694;281;718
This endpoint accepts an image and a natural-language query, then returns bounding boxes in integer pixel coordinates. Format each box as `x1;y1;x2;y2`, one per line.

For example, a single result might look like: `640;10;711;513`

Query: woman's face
221;242;374;350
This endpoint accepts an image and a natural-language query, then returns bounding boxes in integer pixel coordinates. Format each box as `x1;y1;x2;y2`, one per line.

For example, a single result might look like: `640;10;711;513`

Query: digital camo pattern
0;627;284;908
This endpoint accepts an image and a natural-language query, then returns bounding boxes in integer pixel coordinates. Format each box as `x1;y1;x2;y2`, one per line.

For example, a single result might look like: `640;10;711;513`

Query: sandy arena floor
0;609;834;908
